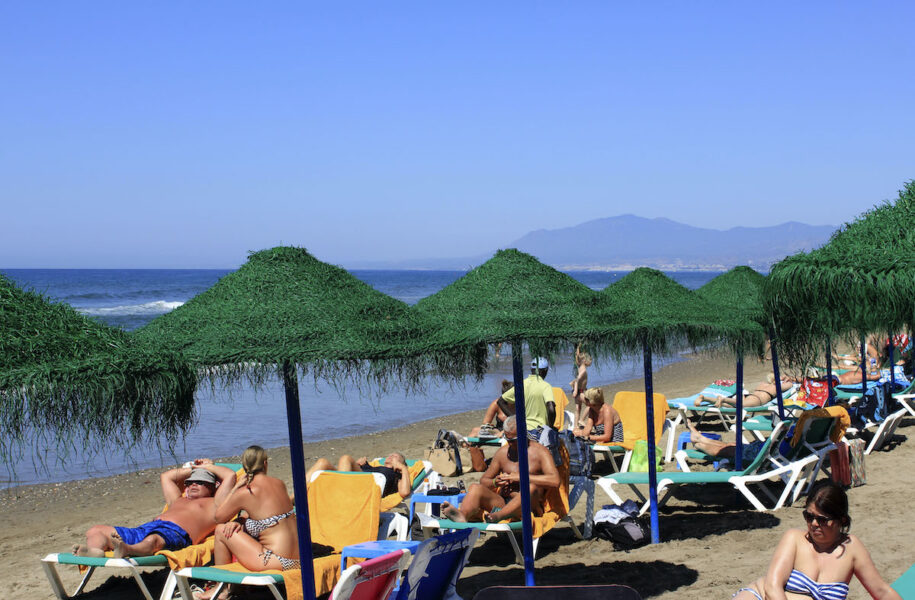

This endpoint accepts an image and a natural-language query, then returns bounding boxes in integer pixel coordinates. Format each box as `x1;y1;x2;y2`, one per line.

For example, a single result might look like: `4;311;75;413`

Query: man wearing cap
500;357;557;440
74;459;236;558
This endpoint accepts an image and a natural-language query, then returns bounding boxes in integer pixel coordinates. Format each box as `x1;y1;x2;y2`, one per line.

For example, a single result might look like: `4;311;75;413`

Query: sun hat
531;357;549;370
185;468;217;485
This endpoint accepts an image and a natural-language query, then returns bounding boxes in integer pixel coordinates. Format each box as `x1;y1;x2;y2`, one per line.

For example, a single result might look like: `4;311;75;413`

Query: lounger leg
41;561;95;600
158;571;177;600
127;565;156;600
504;532;524;565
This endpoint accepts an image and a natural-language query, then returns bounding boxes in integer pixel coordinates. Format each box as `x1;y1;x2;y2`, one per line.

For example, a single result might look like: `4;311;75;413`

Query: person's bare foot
109;532;129;558
484;509;504;523
440;502;467;523
73;544;105;557
693;395;711;407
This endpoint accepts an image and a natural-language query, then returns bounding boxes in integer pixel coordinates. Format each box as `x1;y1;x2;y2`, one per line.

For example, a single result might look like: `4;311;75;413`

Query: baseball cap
531;357;549;370
185;468;217;485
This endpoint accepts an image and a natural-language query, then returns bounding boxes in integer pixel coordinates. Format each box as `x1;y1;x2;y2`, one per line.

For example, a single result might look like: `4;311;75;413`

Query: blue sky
2;2;913;268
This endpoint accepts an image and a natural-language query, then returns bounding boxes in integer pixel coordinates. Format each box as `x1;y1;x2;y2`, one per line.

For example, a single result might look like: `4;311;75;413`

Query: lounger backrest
394;528;479;600
613;391;668;448
331;549;411;600
552;387;570;429
308;471;381;552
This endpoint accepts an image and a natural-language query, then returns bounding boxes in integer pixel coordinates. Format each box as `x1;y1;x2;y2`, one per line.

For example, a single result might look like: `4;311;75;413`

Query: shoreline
6;351;912;599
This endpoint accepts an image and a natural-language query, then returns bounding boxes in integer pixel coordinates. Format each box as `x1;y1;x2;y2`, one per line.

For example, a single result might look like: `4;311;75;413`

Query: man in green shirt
501;357;557;437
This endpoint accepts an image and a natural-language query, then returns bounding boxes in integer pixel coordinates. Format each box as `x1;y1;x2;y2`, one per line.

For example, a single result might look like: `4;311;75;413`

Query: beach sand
4;352;912;599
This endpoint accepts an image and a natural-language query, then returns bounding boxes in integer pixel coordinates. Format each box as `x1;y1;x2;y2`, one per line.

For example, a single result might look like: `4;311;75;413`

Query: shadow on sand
457;560;699;599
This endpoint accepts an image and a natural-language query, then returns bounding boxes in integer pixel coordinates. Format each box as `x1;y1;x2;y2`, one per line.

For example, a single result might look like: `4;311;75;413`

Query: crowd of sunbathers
70;336;912;599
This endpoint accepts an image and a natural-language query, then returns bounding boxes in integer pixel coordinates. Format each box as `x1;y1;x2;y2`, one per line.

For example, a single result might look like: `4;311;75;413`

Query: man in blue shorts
74;460;236;558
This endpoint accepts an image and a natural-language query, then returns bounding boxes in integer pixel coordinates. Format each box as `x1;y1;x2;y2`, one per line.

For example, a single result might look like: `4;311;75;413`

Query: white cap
531;357;549;370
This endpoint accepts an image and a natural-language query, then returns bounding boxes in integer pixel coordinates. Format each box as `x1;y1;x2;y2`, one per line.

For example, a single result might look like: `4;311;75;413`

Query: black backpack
592;517;649;550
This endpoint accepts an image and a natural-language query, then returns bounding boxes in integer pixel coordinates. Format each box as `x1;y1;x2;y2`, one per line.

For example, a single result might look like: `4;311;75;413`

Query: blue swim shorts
114;519;192;551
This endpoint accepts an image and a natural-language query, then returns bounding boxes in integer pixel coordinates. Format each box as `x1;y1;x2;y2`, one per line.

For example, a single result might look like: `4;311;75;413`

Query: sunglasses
802;510;834;527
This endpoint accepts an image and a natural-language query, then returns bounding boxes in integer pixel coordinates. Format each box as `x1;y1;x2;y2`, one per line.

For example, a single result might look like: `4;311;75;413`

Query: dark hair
501;379;513;394
806;480;851;533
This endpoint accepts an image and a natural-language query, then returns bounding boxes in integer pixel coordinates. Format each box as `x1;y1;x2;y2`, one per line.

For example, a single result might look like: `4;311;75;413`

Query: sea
1;268;722;488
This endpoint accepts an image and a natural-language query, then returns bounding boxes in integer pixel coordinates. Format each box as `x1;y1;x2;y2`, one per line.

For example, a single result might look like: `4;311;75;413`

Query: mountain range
346;215;836;271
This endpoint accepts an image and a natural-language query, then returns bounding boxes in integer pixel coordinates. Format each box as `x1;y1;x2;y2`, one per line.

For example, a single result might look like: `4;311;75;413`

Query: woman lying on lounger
694;376;796;409
573;387;623;444
199;446;299;599
733;480;900;600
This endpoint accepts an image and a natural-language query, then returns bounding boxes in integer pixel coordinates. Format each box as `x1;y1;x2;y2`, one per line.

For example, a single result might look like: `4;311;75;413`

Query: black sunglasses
803;510;834;527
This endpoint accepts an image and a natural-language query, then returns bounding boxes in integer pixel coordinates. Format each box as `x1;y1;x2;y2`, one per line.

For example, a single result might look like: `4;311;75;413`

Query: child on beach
571;346;592;427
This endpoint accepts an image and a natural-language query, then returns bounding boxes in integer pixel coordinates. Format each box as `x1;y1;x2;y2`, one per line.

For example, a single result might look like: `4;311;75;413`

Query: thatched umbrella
0;274;197;467
697;267;788;419
766;181;915;402
414;248;621;586
135;246;477;600
598;268;764;543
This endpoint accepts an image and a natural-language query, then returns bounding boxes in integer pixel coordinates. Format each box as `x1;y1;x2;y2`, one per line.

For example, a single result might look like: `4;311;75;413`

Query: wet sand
4;352;911;599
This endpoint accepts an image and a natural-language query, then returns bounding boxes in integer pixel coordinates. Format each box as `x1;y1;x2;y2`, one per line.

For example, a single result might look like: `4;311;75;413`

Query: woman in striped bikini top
732;480;900;600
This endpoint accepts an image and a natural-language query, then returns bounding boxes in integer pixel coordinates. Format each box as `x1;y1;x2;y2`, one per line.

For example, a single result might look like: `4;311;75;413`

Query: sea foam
78;300;184;316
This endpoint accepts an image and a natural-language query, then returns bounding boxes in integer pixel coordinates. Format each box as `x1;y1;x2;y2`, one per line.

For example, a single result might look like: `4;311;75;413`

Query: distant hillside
344;215;836;271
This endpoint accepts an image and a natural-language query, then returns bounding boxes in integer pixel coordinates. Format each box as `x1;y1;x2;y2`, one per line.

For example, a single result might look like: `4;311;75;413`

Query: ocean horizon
1;268;723;488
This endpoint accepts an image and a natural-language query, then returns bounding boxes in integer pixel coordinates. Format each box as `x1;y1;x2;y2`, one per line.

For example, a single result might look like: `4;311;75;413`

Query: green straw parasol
134;246;480;600
765;180;915;365
0;274;197;466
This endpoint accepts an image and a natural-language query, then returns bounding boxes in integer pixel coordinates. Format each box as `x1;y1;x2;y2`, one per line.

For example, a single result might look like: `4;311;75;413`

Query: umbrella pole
734;353;744;472
769;326;785;421
281;361;317;600
861;337;867;403
825;340;834;406
889;335;896;399
510;345;536;586
642;340;660;544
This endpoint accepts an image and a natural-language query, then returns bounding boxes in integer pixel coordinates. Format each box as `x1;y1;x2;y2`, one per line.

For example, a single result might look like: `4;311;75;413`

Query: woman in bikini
201;446;299;599
733;480;900;600
573;387;623;444
694;376;796;409
570;346;593;428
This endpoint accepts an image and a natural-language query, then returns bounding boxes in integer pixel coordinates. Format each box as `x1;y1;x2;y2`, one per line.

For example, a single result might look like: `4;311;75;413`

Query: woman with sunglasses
734;480;900;600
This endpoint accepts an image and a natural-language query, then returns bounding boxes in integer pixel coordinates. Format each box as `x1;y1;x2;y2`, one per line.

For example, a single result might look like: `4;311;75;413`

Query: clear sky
2;2;913;268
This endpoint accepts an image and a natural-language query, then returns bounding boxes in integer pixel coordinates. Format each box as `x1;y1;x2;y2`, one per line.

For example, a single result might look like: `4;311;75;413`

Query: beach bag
558;430;595;477
628;440;661;473
848;438;866;487
425;429;463;476
592;505;648;550
829;441;851;488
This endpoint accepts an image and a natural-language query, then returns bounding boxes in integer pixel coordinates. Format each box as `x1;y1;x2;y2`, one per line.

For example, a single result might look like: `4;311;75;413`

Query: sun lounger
597;421;818;513
416;444;584;564
40;462;242;600
330;549;411;600
392;528;478;600
175;469;383;600
592;391;670;471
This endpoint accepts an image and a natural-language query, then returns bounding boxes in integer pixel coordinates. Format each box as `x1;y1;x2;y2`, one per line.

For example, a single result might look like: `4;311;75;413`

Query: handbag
425;429;463;476
628;440;661;473
848;438;866;487
829;441;851;487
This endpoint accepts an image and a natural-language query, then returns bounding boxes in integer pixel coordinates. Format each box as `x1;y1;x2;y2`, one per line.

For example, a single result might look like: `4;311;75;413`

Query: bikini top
244;509;295;540
785;569;849;600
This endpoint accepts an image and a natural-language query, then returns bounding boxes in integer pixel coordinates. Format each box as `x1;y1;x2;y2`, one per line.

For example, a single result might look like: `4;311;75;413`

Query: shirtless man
306;452;412;498
441;416;560;523
74;459;236;558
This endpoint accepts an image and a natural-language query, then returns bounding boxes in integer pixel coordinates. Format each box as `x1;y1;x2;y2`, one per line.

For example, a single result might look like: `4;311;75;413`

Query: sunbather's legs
491;485;546;522
305;458;335;481
109;531;165;558
686;421;736;458
212;524;289;572
336;455;360;471
74;524;116;557
442;483;506;522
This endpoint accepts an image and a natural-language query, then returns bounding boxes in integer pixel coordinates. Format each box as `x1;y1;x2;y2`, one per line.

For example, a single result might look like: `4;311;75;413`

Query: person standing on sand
570;346;592;427
502;357;557;439
74;460;236;558
441;416;559;523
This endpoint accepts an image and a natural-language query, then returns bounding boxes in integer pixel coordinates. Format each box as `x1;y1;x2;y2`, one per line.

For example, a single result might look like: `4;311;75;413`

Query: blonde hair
575;346;592;367
242;445;268;489
582;387;604;405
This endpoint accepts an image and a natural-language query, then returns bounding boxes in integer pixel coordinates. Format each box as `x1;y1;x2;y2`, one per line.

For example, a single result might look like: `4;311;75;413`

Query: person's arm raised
851;535;903;600
161;466;193;505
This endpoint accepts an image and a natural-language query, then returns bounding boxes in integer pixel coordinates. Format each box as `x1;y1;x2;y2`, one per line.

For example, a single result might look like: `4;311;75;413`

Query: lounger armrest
729;454;818;486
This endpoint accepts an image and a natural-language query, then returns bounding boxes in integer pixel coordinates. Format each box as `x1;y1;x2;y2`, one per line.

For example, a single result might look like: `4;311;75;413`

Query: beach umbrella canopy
413;248;626;586
0;274;197;464
765;181;915;364
134;246;479;600
598;268;765;543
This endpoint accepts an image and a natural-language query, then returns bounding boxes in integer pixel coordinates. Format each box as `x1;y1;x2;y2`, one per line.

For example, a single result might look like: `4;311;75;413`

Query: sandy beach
4;352;912;599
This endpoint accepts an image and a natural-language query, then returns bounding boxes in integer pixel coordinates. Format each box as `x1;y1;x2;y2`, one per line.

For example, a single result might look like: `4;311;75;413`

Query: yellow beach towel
613;391;669;451
552;387;570;429
790;406;851;447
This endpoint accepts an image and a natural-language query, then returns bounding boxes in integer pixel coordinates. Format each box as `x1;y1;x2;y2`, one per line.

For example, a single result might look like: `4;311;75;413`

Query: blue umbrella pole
282;361;317;600
861;338;868;402
641;341;660;544
734;354;744;472
889;336;896;397
510;345;536;586
769;327;785;420
825;340;834;406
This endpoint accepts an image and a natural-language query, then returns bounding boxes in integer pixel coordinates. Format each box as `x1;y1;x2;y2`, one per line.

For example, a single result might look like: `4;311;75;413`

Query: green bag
629;440;662;472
